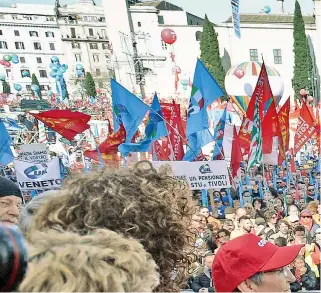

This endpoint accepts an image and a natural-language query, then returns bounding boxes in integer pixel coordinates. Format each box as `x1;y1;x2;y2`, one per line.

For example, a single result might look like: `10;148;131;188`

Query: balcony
61;35;109;42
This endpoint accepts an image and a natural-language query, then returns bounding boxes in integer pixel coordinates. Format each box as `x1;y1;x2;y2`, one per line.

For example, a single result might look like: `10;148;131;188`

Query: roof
225;14;315;25
134;1;183;11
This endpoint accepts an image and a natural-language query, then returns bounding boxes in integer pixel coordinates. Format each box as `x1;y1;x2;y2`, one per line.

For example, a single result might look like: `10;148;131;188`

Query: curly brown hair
20;229;159;292
32;161;195;291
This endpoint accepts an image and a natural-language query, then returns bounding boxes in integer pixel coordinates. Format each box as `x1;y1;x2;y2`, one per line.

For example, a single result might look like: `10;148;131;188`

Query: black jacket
191;268;215;292
290;264;317;291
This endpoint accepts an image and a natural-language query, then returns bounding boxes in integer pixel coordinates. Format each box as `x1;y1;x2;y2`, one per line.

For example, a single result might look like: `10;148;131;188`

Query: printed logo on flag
199;164;212;174
188;86;204;117
24;164;48;179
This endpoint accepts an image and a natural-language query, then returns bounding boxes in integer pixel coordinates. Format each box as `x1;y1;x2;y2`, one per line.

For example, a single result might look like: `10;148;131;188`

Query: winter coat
191;267;215;292
290;264;317;291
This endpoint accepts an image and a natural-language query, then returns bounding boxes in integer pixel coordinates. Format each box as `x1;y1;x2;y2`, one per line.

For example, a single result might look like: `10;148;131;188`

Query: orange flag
293;101;318;154
277;98;290;152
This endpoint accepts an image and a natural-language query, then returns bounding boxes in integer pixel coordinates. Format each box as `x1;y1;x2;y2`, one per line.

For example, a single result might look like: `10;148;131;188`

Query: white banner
14;157;62;190
17;144;48;164
152;161;230;190
231;0;241;38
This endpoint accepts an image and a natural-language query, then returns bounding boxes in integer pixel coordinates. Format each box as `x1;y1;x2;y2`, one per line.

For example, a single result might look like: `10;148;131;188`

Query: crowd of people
0;156;320;292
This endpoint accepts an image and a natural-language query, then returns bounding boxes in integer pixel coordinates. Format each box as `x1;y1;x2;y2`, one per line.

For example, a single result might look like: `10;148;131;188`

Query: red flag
239;62;272;154
290;154;296;173
161;102;185;160
98;124;126;153
84;149;120;166
278;98;290;152
31;110;91;141
231;126;243;179
293;101;318;154
153;139;172;161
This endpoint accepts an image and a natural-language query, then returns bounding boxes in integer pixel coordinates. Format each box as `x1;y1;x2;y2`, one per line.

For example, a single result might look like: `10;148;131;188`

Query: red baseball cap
212;234;304;292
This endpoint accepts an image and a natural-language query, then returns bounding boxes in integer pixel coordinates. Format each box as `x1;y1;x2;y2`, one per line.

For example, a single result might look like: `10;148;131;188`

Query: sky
2;0;314;23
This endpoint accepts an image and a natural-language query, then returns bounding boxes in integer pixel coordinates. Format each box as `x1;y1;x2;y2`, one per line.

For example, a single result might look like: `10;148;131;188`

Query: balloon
300;89;307;96
55;76;61;81
51;65;58;72
3;55;12;62
234;68;244;79
22;70;30;77
172;66;181;74
264;6;271;13
62;64;68;70
4;61;11;67
76;64;83;70
31;84;40;91
11;58;19;64
51;56;59;63
0;60;5;65
307;96;314;102
57;71;63;77
11;54;18;60
76;69;83;77
0;73;6;80
244;83;253;97
59;67;66;73
50;71;57;78
161;28;177;45
13;83;22;91
48;90;53;96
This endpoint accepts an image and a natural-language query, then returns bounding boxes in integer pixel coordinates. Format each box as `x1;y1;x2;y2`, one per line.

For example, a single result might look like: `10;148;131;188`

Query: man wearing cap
212;234;303;292
0;176;23;225
287;215;300;228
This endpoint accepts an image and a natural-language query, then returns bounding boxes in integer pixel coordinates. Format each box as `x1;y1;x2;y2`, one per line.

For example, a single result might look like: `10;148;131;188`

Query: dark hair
274;237;287;247
253;198;265;208
238;216;250;222
220;188;227;193
294;225;306;233
216;228;231;238
269;187;278;198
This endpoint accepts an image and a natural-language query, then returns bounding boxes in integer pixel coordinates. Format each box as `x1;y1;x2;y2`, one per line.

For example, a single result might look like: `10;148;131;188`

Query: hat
300;209;312;217
222;196;229;203
0;176;22;199
224;207;236;214
288;215;300;222
212;234;303;292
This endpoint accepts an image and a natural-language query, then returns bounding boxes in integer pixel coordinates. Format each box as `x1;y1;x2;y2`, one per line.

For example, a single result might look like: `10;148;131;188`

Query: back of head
19;229;159;292
32;161;194;291
19;190;57;236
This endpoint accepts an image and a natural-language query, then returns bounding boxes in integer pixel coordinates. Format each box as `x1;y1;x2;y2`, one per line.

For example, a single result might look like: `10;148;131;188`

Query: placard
152;160;230;190
17;144;48;163
14;157;61;190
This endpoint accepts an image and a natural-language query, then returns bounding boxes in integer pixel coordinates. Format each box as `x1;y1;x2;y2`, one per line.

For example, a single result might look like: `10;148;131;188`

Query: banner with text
153;160;230;190
231;0;241;38
17;144;49;163
14;157;62;190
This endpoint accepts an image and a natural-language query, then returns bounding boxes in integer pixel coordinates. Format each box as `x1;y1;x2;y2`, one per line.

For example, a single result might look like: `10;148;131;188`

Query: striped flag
248;97;263;170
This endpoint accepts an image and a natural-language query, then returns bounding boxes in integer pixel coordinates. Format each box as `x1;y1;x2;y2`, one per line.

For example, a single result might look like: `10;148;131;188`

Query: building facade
0;3;65;96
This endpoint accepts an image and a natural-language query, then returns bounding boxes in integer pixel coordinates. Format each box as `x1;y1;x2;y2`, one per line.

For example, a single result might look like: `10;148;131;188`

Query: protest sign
17;144;48;163
152;160;230;190
14;157;61;190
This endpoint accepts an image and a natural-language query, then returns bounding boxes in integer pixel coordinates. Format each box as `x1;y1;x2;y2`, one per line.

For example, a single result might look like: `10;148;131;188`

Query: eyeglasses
301;216;312;219
308;189;314;191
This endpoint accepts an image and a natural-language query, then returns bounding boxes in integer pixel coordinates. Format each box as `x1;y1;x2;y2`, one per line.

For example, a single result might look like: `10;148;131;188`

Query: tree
1;80;11;94
84;72;97;97
31;73;42;99
200;15;226;97
292;0;314;99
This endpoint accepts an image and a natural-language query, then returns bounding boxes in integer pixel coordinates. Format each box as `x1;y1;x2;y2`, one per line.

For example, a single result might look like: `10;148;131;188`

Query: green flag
248;96;263;171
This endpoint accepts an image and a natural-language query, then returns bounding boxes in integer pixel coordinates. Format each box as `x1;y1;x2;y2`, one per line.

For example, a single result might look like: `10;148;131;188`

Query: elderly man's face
0;195;22;225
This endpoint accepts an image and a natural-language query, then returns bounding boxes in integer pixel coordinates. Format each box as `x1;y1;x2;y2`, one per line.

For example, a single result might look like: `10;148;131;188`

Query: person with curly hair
19;229;159;292
31;161;195;292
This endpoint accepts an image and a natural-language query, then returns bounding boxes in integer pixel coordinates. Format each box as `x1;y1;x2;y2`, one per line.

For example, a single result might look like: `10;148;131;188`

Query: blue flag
111;79;149;142
0;119;14;166
145;93;168;141
183;129;213;161
118;139;152;157
201;189;208;207
186;59;224;136
212;107;227;159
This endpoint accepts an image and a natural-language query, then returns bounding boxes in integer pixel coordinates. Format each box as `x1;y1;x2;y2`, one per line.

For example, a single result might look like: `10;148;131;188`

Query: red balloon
234;68;244;79
4;61;11;67
96;88;101;93
172;66;181;74
0;60;5;66
300;89;307;96
161;28;177;45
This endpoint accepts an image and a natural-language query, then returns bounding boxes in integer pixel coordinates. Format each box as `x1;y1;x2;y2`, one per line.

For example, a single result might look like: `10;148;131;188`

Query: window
23;15;32;20
20;57;26;63
39;70;47;78
26;84;31;91
45;31;54;37
158;15;164;24
0;41;8;49
36;57;42;63
138;21;141;27
75;54;82;62
70;28;76;38
0;30;2;35
49;43;55;50
88;28;94;36
273;49;282;64
83;16;89;22
72;42;80;49
12;15;18;20
96;68;101;76
101;29;107;38
40;85;49;91
102;43;109;50
93;54;99;63
195;31;201;41
15;42;25;49
46;16;55;21
89;43;98;49
5;69;11;77
91;16;96;22
249;49;258;61
14;30;20;36
21;69;30;78
0;15;4;20
99;17;106;22
29;31;38;37
34;42;42;50
161;41;167;50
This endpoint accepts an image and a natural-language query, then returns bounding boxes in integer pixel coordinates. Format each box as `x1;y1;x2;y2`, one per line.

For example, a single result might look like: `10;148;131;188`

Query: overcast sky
3;0;314;23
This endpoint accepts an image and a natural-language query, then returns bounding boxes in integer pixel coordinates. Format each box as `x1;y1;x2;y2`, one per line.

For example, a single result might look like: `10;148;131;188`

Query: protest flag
230;126;243;179
212;106;227;160
31;110;91;141
0;119;14;166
